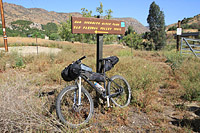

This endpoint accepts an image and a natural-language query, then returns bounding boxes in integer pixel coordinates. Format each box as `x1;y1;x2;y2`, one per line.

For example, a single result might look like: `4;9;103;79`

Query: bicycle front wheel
108;75;131;108
56;85;94;128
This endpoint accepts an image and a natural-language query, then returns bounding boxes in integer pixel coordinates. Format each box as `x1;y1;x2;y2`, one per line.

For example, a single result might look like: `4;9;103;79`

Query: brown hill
3;2;149;34
3;2;82;25
166;14;200;30
114;17;149;34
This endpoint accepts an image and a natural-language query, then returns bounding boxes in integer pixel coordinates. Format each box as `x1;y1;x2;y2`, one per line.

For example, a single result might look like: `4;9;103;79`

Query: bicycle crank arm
106;96;110;107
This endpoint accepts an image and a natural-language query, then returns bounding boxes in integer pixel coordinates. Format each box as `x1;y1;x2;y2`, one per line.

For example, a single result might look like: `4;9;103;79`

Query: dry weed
0;70;67;132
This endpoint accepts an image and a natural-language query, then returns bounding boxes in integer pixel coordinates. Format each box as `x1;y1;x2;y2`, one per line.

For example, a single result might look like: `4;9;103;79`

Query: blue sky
3;0;200;26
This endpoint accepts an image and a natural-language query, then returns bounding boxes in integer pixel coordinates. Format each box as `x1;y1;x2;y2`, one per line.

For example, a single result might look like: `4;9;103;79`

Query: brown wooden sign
71;16;125;35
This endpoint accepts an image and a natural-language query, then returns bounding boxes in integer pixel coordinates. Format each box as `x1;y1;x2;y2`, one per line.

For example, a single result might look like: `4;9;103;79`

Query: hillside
114;17;149;34
3;2;82;25
3;2;149;34
166;14;200;31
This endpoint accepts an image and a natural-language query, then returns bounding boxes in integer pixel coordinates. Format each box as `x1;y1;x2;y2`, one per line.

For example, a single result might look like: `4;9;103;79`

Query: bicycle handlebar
79;56;86;61
75;56;86;64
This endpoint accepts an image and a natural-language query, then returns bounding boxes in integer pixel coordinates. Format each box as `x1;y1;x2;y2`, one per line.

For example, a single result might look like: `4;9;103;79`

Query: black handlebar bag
61;63;81;81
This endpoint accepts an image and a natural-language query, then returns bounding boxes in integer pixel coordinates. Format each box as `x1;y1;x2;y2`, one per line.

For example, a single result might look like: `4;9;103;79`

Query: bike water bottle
94;82;105;92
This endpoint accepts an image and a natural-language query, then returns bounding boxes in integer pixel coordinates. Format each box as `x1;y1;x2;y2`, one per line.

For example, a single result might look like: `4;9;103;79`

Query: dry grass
0;70;67;132
0;37;71;46
0;37;200;132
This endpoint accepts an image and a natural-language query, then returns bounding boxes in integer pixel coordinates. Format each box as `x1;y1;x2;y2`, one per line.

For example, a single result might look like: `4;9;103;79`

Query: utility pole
0;0;8;52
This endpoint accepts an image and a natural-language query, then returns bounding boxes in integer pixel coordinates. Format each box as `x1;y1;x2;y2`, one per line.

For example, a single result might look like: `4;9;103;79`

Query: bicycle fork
74;76;82;106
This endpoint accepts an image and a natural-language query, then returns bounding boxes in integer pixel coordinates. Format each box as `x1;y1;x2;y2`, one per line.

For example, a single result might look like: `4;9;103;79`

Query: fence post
177;20;181;51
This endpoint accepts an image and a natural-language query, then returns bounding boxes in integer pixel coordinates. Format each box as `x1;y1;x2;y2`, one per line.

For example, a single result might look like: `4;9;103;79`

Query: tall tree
96;2;103;16
81;8;92;17
105;9;113;19
58;18;73;41
147;1;166;50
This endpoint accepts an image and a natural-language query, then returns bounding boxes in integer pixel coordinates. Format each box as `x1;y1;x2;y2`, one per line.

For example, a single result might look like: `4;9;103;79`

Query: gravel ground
0;46;62;55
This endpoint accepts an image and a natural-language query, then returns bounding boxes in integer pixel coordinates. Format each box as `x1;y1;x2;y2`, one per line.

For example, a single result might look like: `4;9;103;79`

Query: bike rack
181;37;200;57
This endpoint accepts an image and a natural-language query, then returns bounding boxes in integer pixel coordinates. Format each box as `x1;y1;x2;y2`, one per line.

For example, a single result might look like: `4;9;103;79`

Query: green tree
58;19;73;41
42;23;58;36
81;8;92;17
49;33;60;40
123;32;143;49
105;9;113;19
147;1;166;50
125;26;135;35
96;2;103;15
32;32;45;39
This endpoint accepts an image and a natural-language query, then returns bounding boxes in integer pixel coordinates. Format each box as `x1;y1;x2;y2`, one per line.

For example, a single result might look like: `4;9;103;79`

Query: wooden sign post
71;16;125;72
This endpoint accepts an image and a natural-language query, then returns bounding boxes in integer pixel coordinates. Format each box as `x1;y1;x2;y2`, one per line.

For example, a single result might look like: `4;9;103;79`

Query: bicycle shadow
188;106;200;116
38;89;56;115
171;106;200;132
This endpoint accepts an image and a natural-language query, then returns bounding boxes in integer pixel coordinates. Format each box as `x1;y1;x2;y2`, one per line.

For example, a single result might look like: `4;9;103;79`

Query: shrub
49;33;61;41
142;41;155;51
164;51;183;72
107;55;166;110
122;33;143;50
15;56;25;68
175;57;200;101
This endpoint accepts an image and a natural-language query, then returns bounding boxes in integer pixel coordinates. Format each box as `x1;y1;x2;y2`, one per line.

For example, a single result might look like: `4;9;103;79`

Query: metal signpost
71;16;125;72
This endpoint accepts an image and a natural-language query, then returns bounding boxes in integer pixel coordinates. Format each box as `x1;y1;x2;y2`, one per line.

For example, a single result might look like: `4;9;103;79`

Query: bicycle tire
56;85;94;128
108;75;131;108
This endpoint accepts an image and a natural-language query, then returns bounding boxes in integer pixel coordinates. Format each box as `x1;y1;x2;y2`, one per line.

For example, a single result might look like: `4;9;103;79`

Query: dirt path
0;46;62;55
138;52;200;132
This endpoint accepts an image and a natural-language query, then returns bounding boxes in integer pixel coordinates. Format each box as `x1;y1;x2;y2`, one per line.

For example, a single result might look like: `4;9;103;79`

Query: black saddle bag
102;56;119;72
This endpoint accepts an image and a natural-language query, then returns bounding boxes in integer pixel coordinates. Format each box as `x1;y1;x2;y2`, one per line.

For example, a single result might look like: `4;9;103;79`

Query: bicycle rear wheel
56;85;94;128
108;75;131;108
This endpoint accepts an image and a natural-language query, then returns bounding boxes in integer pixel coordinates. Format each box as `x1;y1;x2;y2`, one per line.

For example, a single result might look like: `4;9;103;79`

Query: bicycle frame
75;73;123;107
72;56;123;107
